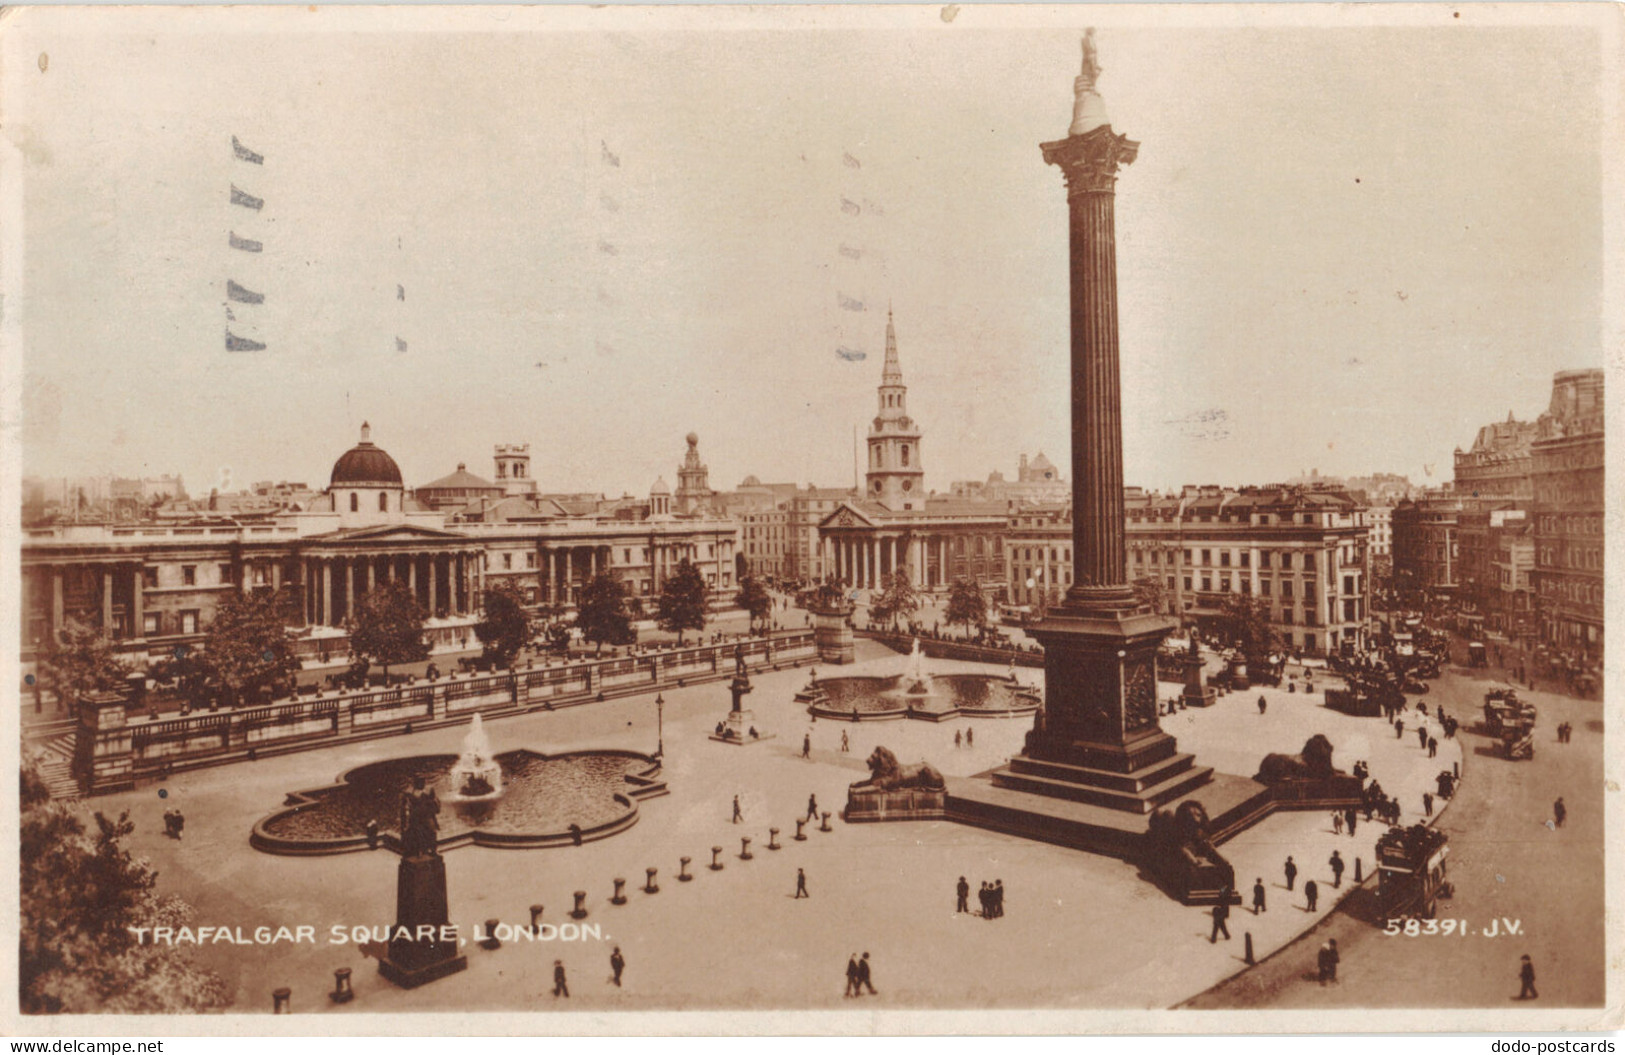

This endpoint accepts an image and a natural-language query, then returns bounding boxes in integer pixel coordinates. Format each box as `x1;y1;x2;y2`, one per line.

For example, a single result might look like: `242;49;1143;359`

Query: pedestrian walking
609;947;625;987
992;879;1005;918
1332;811;1343;836
732;795;743;824
978;882;990;918
794;867;810;899
965;728;973;747
1284;855;1298;891
841;730;850;753
1554;797;1566;828
1257;695;1267;715
1330;850;1345;888
802;733;812;759
1345;808;1358;837
954;729;962;748
1395;718;1405;740
1317;941;1333;985
1305;878;1320;912
857;952;877;995
806;793;819;822
1428;736;1438;758
1326;938;1340;982
1209;898;1231;943
552;960;570;998
1252;878;1267;915
1518;955;1538;999
844;954;860;997
1418;724;1428;750
1423;791;1434;816
956;875;970;913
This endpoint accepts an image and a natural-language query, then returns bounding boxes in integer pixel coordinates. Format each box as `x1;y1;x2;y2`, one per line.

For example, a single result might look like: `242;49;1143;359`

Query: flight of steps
32;732;80;801
990;752;1215;813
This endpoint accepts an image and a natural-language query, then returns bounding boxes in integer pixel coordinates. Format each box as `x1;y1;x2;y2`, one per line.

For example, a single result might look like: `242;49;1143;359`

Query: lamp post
655;693;665;758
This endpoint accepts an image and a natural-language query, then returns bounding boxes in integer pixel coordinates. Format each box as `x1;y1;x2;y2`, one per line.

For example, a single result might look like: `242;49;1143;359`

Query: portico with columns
817;502;1007;594
298;525;485;628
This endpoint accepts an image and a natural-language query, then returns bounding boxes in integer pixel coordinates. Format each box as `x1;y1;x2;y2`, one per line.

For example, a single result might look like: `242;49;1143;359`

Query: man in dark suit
1210;898;1231;943
956;876;970;914
1305;878;1320;912
1252;878;1267;915
844;954;860;997
552;959;569;998
1518;955;1538;999
1284;855;1298;891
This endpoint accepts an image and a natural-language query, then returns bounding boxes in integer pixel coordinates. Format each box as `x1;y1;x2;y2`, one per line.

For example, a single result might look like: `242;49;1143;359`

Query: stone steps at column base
945;772;1277;860
989;758;1215;813
1004;751;1198;794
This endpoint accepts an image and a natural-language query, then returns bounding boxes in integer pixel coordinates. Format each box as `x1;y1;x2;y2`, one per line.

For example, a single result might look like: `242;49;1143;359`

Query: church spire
882;303;902;386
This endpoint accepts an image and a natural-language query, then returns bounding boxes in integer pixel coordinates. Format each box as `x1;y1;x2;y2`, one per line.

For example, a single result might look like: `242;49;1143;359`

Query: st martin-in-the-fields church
818;309;1011;594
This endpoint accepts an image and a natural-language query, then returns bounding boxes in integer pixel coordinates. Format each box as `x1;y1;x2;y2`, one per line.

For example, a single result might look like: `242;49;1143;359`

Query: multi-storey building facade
1453;413;1539;508
1530;369;1604;656
1391;490;1462;599
1364;503;1394;557
21;425;738;667
1006;486;1372;656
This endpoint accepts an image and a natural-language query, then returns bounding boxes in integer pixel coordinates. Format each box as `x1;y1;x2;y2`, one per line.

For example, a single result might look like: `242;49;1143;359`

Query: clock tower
865;308;925;510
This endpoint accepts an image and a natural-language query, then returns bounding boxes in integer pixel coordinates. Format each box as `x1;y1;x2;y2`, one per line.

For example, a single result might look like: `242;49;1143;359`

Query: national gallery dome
330;422;403;488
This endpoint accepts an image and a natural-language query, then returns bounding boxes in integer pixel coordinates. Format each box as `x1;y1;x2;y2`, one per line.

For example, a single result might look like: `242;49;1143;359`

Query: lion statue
1254;733;1342;784
852;746;947;792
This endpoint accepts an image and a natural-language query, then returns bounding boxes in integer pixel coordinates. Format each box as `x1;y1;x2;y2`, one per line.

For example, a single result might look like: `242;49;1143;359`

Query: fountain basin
250;749;666;855
798;673;1040;723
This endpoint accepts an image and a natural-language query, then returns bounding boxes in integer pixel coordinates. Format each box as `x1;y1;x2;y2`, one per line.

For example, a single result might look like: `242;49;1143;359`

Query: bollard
794;818;808;841
570;890;589;920
1354;858;1363;884
710;845;725;871
330;968;354;1004
820;811;833;832
481;918;502;950
645;867;659;894
273;987;292;1014
529;904;545;929
1244;932;1255;966
768;827;781;851
739;836;754;861
679;856;694;882
611;878;628;905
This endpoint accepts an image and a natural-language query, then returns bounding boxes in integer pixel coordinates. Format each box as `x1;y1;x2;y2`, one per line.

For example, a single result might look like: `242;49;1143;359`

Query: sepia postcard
1;2;1620;1037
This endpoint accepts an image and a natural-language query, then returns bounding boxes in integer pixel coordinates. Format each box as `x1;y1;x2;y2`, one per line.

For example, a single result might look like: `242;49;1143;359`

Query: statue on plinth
400;776;441;856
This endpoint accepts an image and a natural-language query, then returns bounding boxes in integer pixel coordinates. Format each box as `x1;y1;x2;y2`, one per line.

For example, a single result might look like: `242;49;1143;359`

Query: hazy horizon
9;9;1607;501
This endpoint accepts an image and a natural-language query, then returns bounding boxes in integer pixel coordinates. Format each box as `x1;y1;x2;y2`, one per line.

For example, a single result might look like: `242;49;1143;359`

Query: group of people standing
956;875;1005;919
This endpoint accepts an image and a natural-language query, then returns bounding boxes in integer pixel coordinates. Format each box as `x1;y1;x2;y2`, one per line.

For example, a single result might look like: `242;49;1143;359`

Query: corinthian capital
1041;124;1140;196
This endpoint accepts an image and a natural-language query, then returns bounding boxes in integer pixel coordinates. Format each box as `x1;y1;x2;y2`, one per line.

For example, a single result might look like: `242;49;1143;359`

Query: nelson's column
957;32;1265;850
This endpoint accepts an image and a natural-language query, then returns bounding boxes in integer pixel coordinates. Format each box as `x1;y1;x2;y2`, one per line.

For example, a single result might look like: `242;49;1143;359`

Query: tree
36;618;129;711
200;588;301;706
475;580;530;668
1132;575;1169;616
1215;594;1279;662
20;757;230;1013
735;576;773;631
945;577;988;637
657;559;709;646
347;580;429;683
576;574;633;654
871;571;920;631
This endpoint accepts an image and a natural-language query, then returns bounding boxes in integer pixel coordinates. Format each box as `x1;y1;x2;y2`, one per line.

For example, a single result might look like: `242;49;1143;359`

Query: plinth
710;674;773;745
376;853;468;989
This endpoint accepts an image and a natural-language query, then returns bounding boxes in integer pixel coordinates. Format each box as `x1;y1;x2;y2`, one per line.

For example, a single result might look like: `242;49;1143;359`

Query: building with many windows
1530;368;1604;656
21;425;738;667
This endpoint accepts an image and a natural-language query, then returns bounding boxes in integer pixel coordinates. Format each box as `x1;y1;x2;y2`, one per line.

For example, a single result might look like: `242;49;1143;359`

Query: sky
5;6;1611;500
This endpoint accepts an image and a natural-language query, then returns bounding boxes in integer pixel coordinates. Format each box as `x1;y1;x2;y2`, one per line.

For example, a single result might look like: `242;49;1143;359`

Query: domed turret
330;422;403;487
327;422;407;525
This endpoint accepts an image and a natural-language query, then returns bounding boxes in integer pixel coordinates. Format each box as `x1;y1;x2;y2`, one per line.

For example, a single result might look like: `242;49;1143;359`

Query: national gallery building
19;425;738;667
